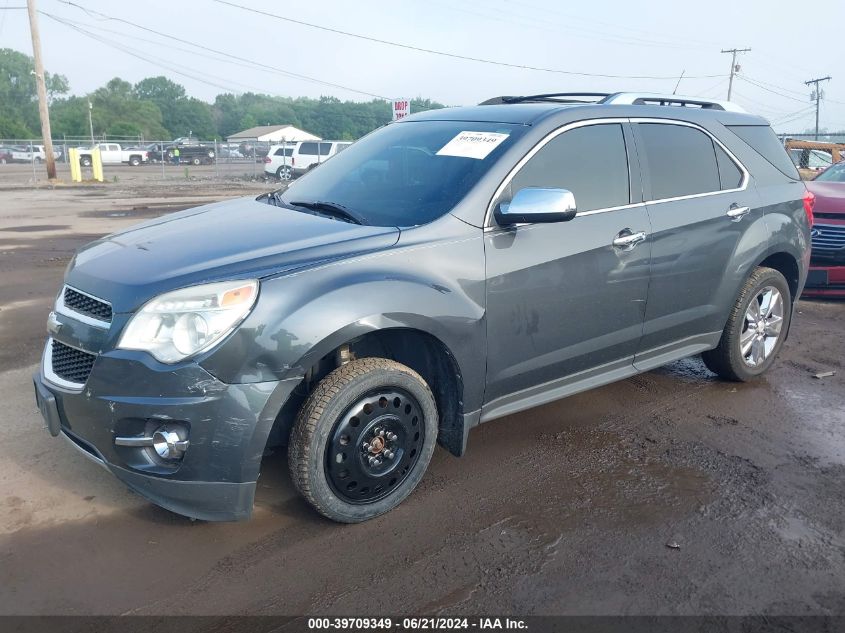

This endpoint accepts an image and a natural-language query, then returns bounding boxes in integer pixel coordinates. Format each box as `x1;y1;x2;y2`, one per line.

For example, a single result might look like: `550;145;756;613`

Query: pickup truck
166;140;216;165
11;144;60;163
78;143;149;167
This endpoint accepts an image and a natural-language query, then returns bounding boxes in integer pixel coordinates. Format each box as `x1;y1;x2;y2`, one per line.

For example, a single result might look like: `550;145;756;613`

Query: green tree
89;77;169;140
0;48;69;138
133;76;216;138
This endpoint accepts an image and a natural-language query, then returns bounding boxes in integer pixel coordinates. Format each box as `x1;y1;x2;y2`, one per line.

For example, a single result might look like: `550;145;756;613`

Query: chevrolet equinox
34;92;812;522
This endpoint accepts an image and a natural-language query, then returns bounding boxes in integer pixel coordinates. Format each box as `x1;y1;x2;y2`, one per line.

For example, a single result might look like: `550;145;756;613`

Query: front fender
201;220;487;411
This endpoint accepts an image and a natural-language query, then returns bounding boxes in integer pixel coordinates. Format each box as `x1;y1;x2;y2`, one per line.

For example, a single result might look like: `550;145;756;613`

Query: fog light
152;428;188;460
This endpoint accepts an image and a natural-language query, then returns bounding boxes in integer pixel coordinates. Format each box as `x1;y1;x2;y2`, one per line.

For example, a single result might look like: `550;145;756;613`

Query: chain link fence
0;136;287;186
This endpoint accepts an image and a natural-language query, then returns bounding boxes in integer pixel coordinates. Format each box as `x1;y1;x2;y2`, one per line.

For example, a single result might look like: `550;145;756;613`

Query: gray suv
34;92;812;523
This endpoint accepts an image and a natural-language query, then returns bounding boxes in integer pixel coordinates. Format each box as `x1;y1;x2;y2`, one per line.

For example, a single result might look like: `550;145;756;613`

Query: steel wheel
326;388;425;504
740;286;784;367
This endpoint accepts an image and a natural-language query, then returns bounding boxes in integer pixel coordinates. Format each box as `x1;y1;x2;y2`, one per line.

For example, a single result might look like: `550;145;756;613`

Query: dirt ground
0;171;843;617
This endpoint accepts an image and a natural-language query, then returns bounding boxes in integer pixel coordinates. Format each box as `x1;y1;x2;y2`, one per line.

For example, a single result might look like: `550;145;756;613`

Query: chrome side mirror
494;188;577;225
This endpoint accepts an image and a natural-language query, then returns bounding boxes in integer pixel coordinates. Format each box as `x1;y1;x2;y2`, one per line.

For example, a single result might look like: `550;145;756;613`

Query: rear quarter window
728;125;800;180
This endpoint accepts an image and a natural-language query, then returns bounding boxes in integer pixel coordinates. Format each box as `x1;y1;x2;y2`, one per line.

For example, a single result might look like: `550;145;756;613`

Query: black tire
129;156;141;166
289;357;438;523
80;156;92;167
191;157;201;166
702;266;791;382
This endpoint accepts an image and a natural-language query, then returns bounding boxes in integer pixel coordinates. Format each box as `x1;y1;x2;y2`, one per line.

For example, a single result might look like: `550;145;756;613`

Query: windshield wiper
288;200;369;225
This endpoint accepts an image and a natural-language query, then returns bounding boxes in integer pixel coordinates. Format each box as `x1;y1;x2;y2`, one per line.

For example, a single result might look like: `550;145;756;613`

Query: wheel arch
756;251;800;302
264;324;472;458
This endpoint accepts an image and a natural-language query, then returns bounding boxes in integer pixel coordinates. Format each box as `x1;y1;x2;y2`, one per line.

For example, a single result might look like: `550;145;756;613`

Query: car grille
63;287;112;323
51;340;96;384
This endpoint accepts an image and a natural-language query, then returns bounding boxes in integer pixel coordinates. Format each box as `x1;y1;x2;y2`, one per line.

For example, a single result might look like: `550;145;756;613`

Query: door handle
612;230;647;249
726;204;750;221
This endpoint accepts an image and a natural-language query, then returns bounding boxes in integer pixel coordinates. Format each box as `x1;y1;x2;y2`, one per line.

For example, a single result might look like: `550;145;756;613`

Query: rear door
631;120;761;369
483;121;651;408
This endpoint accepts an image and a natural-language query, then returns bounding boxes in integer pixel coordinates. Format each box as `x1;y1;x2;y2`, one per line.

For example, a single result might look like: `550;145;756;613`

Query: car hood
806;181;845;215
66;197;400;313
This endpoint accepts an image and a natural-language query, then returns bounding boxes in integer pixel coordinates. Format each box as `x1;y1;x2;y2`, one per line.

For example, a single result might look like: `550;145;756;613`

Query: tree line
0;48;445;141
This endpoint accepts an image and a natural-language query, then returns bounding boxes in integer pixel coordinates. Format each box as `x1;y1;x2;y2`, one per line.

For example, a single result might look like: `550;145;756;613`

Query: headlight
118;280;258;363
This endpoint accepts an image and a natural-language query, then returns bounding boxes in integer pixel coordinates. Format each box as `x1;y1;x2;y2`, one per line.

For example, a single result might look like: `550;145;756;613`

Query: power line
51;0;390;100
211;0;724;80
736;76;808;104
41;13;400;126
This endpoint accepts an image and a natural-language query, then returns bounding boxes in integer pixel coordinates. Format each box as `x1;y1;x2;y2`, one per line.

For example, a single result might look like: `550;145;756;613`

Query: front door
483;121;651;412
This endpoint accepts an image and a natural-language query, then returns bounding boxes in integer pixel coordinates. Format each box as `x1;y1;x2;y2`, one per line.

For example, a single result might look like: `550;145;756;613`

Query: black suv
34;92;811;522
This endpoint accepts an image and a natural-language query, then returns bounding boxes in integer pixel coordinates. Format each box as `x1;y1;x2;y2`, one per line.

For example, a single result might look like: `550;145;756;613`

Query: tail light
803;190;815;228
291;157;295;166
263;157;271;163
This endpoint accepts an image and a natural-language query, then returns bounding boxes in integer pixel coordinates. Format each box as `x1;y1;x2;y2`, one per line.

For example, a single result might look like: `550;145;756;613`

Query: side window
299;142;318;155
508;123;630;213
715;144;743;190
319;143;332;156
638;123;720;199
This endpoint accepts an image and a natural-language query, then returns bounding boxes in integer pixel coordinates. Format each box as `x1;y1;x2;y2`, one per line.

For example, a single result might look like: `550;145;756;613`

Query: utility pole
805;76;831;140
87;100;95;146
721;47;751;101
26;0;57;181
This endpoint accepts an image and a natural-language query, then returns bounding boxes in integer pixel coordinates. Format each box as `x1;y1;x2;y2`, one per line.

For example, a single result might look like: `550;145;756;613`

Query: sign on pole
393;99;410;121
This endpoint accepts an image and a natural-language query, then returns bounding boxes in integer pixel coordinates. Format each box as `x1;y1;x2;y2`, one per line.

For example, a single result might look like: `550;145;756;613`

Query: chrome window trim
55;285;112;329
42;338;90;392
484;118;630;228
484;117;751;228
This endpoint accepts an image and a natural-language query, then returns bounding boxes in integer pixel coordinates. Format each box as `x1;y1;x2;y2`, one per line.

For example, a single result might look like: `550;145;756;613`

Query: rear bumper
802;265;845;298
34;345;301;521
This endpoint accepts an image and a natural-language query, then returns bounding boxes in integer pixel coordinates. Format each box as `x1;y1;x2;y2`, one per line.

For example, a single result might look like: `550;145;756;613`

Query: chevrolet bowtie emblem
46;311;61;335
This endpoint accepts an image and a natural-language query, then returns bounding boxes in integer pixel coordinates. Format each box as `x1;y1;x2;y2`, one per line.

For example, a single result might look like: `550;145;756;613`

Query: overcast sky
2;0;843;132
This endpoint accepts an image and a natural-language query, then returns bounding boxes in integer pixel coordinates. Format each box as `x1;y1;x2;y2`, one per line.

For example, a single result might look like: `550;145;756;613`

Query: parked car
218;147;244;159
785;139;845;180
11;144;60;163
34;92;810;523
78;143;149;167
165;140;216;165
288;140;351;176
803;160;845;297
0;146;13;164
263;144;296;179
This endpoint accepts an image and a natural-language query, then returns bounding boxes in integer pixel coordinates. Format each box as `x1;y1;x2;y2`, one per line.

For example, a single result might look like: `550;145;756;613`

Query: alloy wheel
740;286;784;367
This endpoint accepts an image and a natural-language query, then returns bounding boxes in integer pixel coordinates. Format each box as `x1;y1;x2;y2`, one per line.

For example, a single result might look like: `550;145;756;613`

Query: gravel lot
1;169;843;617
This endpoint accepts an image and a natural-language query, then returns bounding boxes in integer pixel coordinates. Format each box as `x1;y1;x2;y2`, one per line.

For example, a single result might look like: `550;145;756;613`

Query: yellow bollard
92;146;104;182
69;148;82;182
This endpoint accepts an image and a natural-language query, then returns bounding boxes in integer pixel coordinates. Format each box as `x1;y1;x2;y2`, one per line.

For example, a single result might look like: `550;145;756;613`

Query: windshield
281;120;526;227
815;162;845;182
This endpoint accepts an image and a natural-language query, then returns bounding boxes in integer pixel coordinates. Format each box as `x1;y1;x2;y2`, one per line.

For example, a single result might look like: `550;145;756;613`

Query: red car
804;161;845;298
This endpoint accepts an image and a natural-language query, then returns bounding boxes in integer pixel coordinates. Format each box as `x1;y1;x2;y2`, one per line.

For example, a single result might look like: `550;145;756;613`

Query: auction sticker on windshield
436;131;510;160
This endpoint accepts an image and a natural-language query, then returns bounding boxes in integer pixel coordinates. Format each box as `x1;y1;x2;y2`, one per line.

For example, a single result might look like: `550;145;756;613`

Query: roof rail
600;93;746;113
480;93;609;105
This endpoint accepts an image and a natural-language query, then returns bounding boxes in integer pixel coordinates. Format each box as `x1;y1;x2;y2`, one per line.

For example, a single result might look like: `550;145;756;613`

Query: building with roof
226;125;321;143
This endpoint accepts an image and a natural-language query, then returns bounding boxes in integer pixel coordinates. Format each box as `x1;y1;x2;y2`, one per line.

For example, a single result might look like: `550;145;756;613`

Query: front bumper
802;265;845;298
34;342;300;521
